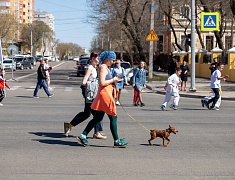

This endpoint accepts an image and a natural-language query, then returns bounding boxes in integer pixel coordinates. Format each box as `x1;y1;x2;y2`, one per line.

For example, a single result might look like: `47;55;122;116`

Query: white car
111;61;133;83
1;59;16;71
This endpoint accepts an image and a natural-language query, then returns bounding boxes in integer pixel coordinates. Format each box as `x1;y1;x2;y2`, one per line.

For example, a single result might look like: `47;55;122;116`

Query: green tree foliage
20;21;54;55
56;43;83;60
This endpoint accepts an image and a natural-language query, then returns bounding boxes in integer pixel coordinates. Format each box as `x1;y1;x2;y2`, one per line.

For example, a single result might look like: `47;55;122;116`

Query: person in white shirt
205;63;228;110
161;68;182;111
44;59;52;90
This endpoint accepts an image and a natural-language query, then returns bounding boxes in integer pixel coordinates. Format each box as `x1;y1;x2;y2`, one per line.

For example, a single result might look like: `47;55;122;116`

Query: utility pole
30;27;33;56
148;0;155;82
190;0;196;91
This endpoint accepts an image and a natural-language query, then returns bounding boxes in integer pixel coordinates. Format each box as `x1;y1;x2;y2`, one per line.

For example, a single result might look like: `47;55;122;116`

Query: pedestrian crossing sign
146;30;159;41
201;12;219;31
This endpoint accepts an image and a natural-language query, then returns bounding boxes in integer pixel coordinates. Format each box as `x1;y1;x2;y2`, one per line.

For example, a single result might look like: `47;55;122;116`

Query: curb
154;90;235;101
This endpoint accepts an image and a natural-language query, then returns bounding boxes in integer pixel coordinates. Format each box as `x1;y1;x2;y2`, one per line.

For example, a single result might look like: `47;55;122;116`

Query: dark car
77;58;89;77
35;55;43;62
14;56;34;70
28;56;37;66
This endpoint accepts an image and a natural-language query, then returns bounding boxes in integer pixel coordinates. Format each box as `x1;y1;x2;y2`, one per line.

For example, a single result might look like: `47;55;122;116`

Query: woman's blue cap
99;51;116;63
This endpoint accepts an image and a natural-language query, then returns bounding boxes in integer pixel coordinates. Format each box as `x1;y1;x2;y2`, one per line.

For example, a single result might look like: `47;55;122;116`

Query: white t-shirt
210;70;221;88
87;65;97;81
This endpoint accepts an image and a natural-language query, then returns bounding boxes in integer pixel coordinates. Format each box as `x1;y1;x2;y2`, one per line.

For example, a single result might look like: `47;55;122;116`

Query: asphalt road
1;61;235;180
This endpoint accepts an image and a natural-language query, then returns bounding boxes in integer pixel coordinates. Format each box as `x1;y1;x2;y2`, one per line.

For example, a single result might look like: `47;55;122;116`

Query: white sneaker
116;101;120;106
0;103;3;106
64;122;71;137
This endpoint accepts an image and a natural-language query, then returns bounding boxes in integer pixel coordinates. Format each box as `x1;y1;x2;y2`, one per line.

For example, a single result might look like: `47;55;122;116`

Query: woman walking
64;52;107;139
77;51;128;147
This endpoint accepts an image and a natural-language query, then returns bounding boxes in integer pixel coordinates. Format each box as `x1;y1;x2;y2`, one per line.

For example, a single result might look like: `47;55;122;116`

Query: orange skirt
91;84;117;116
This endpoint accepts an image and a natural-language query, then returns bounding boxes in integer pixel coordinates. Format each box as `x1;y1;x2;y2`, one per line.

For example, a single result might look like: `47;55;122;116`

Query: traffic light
187;34;191;46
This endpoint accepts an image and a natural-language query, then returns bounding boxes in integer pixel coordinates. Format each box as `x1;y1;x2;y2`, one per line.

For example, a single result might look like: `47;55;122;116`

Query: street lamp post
148;0;155;82
190;0;196;91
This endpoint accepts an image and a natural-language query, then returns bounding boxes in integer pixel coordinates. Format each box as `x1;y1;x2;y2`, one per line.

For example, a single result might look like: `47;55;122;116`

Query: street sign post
7;45;18;56
201;12;220;31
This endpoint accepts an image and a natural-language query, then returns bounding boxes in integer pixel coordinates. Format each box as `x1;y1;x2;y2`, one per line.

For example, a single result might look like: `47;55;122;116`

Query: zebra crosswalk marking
10;86;21;90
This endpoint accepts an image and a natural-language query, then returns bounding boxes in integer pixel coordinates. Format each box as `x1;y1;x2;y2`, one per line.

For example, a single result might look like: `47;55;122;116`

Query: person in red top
0;69;10;106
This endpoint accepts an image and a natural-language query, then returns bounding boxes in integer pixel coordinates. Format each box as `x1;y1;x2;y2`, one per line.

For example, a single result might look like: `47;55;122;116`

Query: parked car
35;55;43;62
77;58;89;77
1;59;16;71
28;56;37;66
111;61;133;82
14;56;34;70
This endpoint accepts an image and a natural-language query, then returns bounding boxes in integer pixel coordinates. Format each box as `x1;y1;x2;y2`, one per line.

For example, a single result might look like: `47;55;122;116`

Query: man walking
33;59;54;98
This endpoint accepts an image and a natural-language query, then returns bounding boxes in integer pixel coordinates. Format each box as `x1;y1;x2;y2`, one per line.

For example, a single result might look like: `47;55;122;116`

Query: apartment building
34;11;55;56
34;11;54;31
0;0;34;24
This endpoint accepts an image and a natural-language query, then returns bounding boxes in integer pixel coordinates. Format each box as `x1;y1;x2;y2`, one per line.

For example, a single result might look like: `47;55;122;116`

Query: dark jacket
168;61;177;75
180;64;189;77
37;64;47;79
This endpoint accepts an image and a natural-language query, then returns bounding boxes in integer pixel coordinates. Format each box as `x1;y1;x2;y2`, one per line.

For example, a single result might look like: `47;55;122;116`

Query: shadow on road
32;139;80;147
29;132;74;138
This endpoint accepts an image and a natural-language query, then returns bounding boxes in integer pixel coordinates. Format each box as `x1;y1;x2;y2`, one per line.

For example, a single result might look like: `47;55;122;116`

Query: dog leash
119;101;150;132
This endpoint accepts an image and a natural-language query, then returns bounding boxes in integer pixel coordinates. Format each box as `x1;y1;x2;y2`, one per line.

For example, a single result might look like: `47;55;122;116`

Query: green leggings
82;111;119;140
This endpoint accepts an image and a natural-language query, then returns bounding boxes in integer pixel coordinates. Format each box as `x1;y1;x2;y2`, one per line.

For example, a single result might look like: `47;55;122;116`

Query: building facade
0;0;34;23
34;11;54;31
34;11;55;56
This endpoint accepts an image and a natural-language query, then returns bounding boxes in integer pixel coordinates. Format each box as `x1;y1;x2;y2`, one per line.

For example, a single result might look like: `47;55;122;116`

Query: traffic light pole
190;0;196;91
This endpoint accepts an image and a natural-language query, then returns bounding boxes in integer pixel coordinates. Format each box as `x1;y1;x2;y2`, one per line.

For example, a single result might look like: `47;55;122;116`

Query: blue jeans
33;78;51;96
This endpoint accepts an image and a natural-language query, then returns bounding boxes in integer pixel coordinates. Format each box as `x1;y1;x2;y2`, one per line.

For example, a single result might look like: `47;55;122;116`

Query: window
0;9;10;13
180;6;190;19
0;2;10;6
225;36;232;50
14;10;19;14
181;35;186;50
28;2;31;6
157;35;164;53
206;36;214;51
14;2;19;6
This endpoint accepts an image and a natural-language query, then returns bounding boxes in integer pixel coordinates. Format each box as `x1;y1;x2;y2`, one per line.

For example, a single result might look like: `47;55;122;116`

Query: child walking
0;69;10;106
160;68;182;111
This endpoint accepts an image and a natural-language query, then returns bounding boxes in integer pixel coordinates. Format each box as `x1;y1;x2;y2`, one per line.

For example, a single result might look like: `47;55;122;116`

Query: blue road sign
201;12;219;31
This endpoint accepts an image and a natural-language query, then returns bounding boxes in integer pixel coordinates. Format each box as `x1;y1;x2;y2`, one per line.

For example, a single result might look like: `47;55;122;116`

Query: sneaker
160;105;167;111
0;103;3;106
48;87;53;90
48;94;54;98
133;102;138;106
205;102;210;109
113;139;128;148
93;133;107;140
64;122;71;137
169;104;177;110
76;134;89;146
33;96;39;98
116;101;120;106
140;103;145;107
201;99;205;107
210;106;219;110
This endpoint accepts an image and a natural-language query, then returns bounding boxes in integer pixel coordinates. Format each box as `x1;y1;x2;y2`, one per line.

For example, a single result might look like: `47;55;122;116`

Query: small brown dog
148;125;178;147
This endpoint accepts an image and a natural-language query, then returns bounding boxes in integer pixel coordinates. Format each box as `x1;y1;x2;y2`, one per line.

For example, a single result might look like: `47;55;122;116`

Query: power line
40;0;86;11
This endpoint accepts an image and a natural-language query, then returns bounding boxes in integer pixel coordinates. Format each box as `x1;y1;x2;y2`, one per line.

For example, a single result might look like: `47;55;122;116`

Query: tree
20;21;54;55
0;14;17;44
87;0;151;64
56;43;83;60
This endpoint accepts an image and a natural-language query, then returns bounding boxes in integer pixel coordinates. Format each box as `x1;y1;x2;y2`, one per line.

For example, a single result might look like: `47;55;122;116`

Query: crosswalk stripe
10;86;21;90
65;87;73;91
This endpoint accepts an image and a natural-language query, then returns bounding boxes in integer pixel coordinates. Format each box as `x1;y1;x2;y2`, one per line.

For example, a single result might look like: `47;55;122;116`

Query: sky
34;0;96;52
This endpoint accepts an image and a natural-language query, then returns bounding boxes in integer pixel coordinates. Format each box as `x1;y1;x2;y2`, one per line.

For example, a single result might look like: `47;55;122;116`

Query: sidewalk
147;72;235;101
